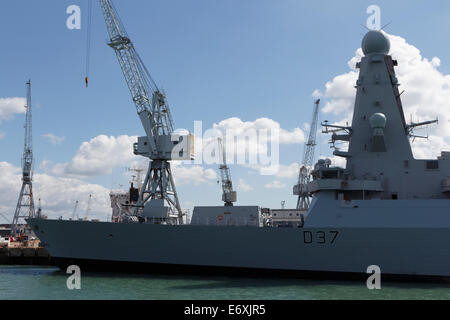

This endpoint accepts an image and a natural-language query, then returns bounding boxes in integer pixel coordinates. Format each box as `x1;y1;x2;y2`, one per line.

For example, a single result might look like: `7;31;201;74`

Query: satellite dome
369;113;387;128
362;31;390;55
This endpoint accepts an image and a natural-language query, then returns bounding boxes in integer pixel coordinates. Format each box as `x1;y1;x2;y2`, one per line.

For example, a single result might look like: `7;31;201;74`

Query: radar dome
369;113;387;128
362;31;390;55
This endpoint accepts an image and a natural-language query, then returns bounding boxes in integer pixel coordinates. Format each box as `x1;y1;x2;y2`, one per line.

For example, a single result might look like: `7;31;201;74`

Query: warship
28;29;450;280
23;0;450;280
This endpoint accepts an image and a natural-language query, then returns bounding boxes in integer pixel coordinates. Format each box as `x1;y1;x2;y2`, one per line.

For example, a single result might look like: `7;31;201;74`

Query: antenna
380;21;392;31
360;24;371;31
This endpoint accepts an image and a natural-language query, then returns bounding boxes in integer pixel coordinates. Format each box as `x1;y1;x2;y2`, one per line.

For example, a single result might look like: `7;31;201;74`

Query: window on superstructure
426;161;439;170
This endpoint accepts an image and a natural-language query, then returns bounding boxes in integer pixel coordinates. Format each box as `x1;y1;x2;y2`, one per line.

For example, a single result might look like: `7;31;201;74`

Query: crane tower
293;99;320;210
11;80;36;235
99;1;194;224
217;137;236;206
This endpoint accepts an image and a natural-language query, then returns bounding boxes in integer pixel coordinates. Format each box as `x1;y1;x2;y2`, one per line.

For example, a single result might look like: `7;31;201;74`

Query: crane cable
85;0;93;87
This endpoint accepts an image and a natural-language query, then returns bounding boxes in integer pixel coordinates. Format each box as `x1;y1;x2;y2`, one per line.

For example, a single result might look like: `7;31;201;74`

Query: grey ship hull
27;218;450;280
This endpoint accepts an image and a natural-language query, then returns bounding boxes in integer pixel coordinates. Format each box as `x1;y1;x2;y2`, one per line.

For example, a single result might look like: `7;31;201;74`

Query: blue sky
2;0;450;218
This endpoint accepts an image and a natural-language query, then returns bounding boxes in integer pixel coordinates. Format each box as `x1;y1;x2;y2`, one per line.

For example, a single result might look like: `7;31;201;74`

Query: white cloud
171;162;217;185
0;161;111;222
264;180;286;189
0;162;22;220
0;97;26;124
212;117;305;145
51;135;138;177
196;117;305;170
0;132;5;140
237;178;253;192
42;133;65;145
34;174;110;220
244;161;300;179
409;135;450;159
312;89;322;99
316;32;450;159
327;156;346;168
274;162;300;179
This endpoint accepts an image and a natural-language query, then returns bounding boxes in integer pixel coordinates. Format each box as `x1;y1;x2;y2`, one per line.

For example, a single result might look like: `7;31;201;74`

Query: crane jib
99;0;194;222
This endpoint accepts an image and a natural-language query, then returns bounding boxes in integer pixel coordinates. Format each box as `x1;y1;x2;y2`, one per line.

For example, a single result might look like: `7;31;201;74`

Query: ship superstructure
27;26;450;280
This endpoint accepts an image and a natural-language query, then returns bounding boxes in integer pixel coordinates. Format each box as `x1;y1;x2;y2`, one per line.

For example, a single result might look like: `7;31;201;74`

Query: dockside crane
217;138;236;206
98;1;194;224
71;200;79;220
293;99;320;210
11;80;36;235
84;195;92;221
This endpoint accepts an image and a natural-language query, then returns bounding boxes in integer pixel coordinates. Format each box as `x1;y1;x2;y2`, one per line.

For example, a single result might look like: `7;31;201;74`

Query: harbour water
2;265;450;300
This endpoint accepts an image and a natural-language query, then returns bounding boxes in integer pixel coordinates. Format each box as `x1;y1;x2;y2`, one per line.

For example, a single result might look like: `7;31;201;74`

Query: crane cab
134;133;195;160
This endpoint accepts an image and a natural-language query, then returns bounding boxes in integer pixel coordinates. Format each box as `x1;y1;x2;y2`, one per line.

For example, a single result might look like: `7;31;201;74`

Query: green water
2;265;450;300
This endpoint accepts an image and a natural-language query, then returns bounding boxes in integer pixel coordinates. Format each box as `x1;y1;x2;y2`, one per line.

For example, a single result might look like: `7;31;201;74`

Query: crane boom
71;200;79;220
293;99;320;210
99;0;172;156
99;0;194;224
84;195;92;220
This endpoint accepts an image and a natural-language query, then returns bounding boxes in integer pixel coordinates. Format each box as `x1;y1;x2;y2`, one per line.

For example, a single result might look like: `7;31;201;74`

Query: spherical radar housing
362;31;390;55
370;113;387;129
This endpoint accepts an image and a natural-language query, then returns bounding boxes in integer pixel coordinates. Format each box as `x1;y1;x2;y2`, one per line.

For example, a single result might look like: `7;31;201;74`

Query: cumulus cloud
274;162;300;179
212;117;305;145
316;32;450;159
194;117;304;176
42;133;65;145
0;162;22;220
244;161;300;179
0;162;111;222
0;97;26;124
197;117;303;163
51;135;139;177
264;180;286;189
237;178;254;192
171;162;217;185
